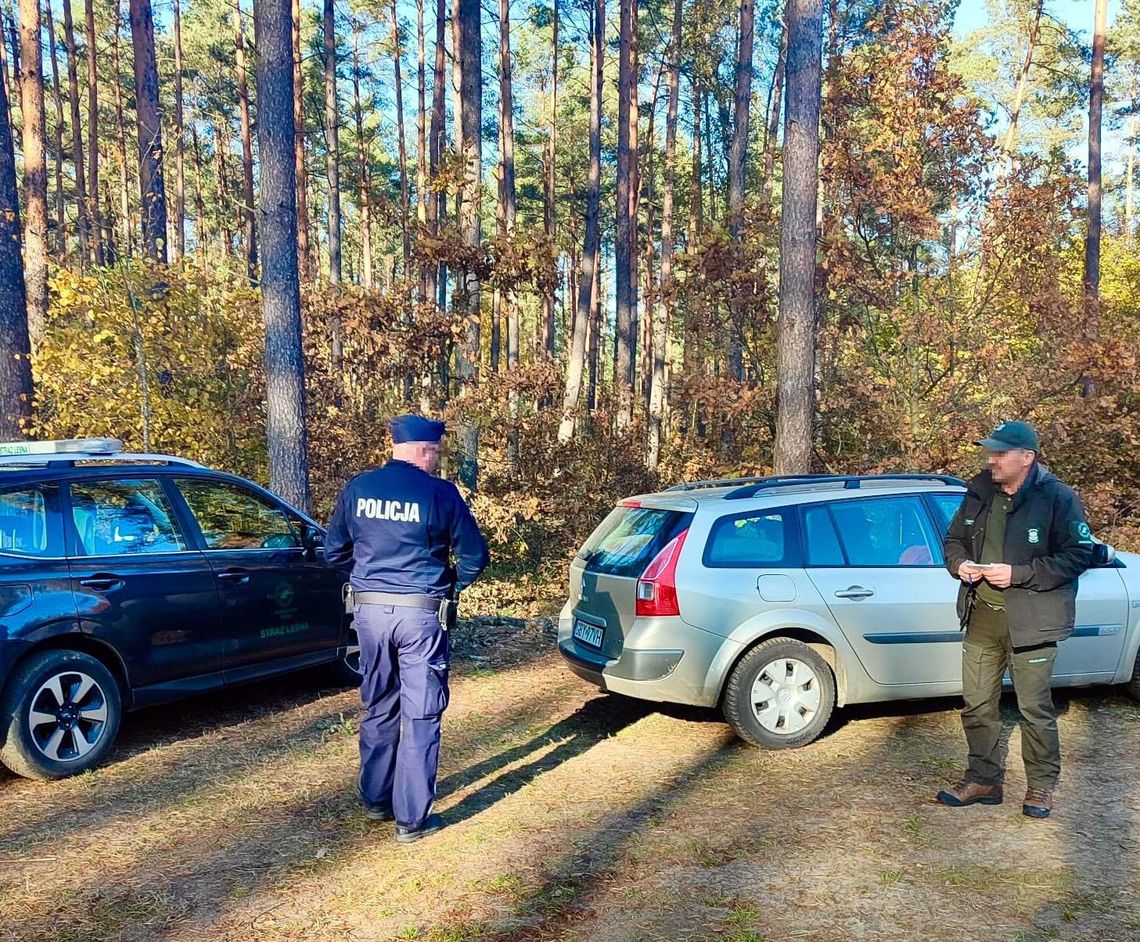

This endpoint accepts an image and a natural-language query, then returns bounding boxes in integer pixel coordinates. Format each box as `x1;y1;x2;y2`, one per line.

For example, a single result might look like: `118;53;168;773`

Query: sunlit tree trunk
773;0;822;474
255;0;310;511
324;0;341;284
236;0;258;282
83;0;101;262
129;0;169;262
292;0;311;280
111;0;131;257
541;0;557;359
352;32;371;289
614;0;637;429
18;0;48;344
61;0;88;261
44;0;66;256
173;0;186;259
726;0;754;382
763;13;787;184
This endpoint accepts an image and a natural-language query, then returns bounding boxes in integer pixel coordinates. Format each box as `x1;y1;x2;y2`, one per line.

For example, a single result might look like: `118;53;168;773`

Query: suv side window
176;478;300;550
0;484;60;557
704;508;797;568
801;505;845;566
69;479;187;556
929;493;965;537
828;496;942;567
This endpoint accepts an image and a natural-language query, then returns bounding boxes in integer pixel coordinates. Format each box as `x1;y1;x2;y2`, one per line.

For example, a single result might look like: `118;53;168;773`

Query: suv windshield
578;505;691;578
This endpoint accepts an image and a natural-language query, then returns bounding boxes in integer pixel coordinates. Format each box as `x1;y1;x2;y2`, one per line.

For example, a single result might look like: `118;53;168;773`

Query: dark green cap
976;420;1039;453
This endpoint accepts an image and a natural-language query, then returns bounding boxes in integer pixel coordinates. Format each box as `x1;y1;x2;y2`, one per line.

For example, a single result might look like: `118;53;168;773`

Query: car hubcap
28;671;109;762
750;657;821;735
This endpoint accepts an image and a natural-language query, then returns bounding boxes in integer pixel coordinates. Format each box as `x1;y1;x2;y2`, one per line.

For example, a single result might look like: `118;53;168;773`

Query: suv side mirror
1092;542;1115;567
302;525;325;556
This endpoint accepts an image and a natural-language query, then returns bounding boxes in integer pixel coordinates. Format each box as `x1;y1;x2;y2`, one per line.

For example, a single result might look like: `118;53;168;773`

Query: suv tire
723;637;836;749
1128;646;1140;702
0;650;123;780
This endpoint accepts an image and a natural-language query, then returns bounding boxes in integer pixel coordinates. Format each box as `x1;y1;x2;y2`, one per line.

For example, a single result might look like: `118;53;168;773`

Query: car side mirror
302;525;325;556
1092;542;1115;567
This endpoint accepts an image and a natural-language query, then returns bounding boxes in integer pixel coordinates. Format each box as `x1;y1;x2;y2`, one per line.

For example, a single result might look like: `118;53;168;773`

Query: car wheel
329;627;362;687
1128;647;1140;702
0;649;123;780
722;637;836;749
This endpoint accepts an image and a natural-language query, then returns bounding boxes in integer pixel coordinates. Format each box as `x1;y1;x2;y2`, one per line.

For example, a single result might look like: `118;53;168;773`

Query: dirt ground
1;617;1138;942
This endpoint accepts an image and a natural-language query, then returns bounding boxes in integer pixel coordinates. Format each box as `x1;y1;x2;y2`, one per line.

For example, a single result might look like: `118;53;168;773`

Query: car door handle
835;586;875;600
216;568;251;584
79;575;124;591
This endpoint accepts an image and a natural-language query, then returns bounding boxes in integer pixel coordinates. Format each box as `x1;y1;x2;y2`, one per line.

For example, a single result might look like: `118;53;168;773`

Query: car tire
329;627;362;687
1128;647;1140;702
0;649;123;780
722;637;836;749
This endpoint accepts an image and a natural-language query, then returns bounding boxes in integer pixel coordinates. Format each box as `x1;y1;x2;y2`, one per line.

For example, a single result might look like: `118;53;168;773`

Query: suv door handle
835;586;874;600
79;575;124;591
216;568;251;584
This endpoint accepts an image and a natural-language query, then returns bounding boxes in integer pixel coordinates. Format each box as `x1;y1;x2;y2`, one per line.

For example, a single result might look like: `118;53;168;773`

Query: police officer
325;415;489;843
937;421;1094;819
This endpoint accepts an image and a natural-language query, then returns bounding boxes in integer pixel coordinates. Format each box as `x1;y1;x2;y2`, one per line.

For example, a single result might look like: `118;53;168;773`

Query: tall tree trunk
494;0;517;376
1127;110;1136;239
83;0;101;262
128;0;168;262
455;0;481;488
648;0;681;472
292;0;311;280
61;0;88;261
416;0;426;237
0;47;33;436
323;0;341;284
254;0;310;511
614;0;637;429
1083;0;1107;311
235;0;258;282
173;0;186;259
352;32;371;289
684;68;701;378
44;0;65;256
213;115;232;256
1003;0;1043;157
391;0;410;275
426;0;445;307
111;0;130;256
541;0;557;358
763;12;787;184
773;0;822;474
726;0;754;382
190;122;208;251
18;0;49;345
558;0;601;442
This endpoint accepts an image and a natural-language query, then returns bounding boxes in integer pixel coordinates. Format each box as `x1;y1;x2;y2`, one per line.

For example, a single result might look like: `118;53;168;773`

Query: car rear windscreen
577;506;691;578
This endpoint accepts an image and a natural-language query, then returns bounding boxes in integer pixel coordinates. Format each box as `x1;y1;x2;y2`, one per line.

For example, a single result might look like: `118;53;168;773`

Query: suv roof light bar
0;439;205;469
724;473;965;500
0;437;123;457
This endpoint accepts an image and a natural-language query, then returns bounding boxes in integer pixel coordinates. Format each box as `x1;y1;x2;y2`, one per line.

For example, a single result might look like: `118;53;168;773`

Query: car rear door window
828;496;942;567
70;479;187;556
929;493;965;537
704;509;795;567
176;479;299;550
801;505;845;566
579;506;690;578
0;485;59;557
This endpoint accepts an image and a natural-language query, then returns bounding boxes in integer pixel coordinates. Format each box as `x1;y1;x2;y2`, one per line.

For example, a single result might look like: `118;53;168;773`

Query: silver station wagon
558;474;1140;748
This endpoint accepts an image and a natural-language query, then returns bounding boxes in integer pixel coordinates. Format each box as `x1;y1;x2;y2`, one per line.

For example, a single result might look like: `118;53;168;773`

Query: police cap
390;414;446;444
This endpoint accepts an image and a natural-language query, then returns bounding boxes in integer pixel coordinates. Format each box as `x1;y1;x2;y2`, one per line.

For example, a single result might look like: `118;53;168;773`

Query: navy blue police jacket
325;459;489;597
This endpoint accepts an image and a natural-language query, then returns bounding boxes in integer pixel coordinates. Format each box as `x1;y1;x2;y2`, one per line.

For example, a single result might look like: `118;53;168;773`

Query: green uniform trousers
960;601;1061;790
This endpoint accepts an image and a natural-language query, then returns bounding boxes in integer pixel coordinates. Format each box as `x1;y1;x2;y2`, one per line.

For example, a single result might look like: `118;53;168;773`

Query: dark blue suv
0;439;356;780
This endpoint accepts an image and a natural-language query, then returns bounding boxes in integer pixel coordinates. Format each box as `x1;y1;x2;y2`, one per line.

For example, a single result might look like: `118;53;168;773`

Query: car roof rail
724;473;966;500
0;438;204;469
665;475;776;492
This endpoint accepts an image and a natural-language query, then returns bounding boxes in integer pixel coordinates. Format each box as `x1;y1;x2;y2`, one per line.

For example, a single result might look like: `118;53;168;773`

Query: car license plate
573;618;604;648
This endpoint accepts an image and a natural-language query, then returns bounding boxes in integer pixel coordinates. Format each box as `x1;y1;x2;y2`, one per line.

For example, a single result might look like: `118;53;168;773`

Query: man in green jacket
937;420;1095;819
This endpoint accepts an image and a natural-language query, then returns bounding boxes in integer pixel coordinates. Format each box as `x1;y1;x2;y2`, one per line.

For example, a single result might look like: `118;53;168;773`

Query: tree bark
213;114;233;256
323;0;341;284
44;0;65;256
173;0;186;259
455;0;481;487
292;0;311;280
254;0;310;511
495;0;517;378
541;0;557;358
190;122;208;251
1083;0;1107;309
648;0;681;472
683;68;701;378
83;0;101;262
614;0;637;429
763;12;787;184
18;0;49;345
235;0;258;282
773;0;822;475
61;0;88;261
128;0;168;262
111;0;130;257
726;0;754;382
416;0;426;232
558;0;601;442
1127;110;1136;240
0;49;33;436
352;32;371;288
426;0;445;307
390;0;410;276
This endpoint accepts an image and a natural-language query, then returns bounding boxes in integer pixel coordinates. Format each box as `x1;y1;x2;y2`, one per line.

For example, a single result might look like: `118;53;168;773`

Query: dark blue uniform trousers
355;602;450;829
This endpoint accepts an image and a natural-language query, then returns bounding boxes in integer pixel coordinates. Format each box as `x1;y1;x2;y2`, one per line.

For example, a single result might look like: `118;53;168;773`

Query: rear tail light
636;528;689;617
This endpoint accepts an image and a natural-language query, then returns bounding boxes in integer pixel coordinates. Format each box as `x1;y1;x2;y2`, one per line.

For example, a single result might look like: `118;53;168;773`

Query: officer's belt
353;591;443;612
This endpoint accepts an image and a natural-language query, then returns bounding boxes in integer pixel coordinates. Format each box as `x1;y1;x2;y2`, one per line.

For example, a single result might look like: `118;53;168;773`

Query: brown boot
936;780;1003;807
1022;786;1053;819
